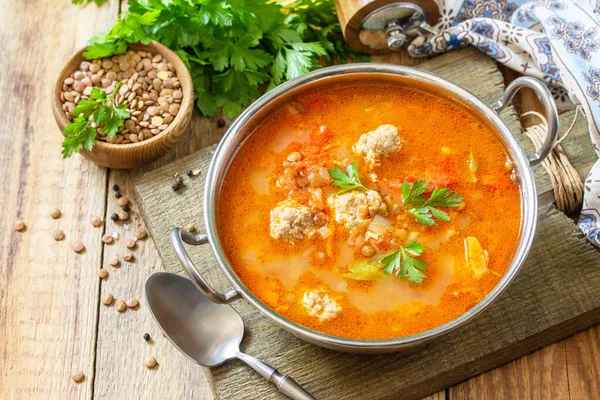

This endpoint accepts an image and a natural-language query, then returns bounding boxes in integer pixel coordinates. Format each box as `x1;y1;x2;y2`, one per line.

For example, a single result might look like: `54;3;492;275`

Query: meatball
302;289;342;321
270;199;316;241
353;124;402;166
328;190;387;229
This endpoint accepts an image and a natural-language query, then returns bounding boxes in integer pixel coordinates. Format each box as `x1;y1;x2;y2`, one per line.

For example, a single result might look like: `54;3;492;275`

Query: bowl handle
490;77;558;166
170;227;241;304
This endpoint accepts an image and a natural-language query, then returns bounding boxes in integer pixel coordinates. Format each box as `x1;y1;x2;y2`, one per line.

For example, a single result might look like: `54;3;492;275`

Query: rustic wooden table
2;2;599;399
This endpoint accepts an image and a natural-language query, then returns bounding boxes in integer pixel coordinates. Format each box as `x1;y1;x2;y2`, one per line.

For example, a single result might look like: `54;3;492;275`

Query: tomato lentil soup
218;81;521;340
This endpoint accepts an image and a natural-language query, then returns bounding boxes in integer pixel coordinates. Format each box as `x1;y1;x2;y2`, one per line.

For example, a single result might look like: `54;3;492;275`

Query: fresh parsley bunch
82;0;367;119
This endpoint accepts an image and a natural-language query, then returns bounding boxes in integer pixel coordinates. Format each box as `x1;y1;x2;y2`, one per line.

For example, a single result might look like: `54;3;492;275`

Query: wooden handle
334;0;439;54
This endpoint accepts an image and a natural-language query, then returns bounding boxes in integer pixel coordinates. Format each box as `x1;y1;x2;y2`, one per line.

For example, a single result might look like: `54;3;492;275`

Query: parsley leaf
328;162;369;194
401;179;463;226
61;82;130;158
81;0;364;119
381;241;427;284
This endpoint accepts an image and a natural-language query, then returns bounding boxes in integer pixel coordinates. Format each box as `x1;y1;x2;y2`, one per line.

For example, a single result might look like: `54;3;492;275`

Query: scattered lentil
123;253;134;262
118;211;130;221
171;183;181;191
135;227;147;240
72;243;85;253
102;293;114;305
175;176;184;186
14;220;26;231
126;298;139;308
91;216;103;227
144;356;157;369
115;300;127;312
102;234;114;244
186;223;197;233
113;184;120;191
186;169;193;177
143;333;151;341
109;257;120;267
111;213;119;222
122;204;131;212
115;192;122;199
50;209;62;219
125;239;136;249
192;169;201;176
98;268;109;279
53;230;65;241
217;119;226;128
71;371;85;383
117;197;129;207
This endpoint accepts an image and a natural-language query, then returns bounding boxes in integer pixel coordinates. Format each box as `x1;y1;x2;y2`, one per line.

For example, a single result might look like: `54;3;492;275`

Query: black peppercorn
217;119;226;128
175;177;184;186
171;183;181;191
143;333;150;342
186;169;193;177
121;204;130;212
111;213;119;221
115;192;122;199
113;184;120;191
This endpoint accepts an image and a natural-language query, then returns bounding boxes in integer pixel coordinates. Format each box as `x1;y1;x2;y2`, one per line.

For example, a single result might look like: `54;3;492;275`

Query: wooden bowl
52;42;194;169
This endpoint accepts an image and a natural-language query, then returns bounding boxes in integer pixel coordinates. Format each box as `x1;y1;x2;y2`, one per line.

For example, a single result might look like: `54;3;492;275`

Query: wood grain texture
52;41;195;169
0;1;118;398
450;342;570;400
92;171;213;399
132;48;600;400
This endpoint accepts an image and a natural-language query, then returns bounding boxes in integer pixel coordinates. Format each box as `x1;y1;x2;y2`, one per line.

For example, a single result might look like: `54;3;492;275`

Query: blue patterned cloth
407;0;600;246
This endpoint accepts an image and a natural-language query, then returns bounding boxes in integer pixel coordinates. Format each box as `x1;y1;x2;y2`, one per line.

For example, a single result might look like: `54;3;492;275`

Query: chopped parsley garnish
61;82;130;158
328;162;369;194
402;179;463;226
381;241;427;284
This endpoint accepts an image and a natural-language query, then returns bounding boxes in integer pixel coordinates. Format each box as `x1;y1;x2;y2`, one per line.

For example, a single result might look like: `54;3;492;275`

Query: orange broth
217;82;521;340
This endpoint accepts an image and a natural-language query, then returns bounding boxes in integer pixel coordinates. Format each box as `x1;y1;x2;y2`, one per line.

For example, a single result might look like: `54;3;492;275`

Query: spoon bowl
145;272;315;400
145;272;243;367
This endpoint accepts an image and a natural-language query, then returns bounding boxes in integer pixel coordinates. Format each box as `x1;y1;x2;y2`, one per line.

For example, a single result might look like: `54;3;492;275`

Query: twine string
522;110;584;214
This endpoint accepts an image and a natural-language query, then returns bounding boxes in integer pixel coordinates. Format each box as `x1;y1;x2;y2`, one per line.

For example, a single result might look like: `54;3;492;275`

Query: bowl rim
52;41;194;152
203;63;538;350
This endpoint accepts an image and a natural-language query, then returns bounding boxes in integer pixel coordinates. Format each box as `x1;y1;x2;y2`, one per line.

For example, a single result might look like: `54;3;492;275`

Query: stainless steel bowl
171;64;558;353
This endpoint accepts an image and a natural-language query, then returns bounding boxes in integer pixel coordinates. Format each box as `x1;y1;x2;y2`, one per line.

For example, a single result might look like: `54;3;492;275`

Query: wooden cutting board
133;48;600;400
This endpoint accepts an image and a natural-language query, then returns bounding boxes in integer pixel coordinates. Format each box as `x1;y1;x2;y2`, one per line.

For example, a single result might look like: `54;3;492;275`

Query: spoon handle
236;352;316;400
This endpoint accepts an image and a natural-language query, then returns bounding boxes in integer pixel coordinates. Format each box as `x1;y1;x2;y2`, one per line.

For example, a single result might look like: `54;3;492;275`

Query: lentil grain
135;227;147;240
72;243;85;253
71;371;85;383
102;293;114;305
50;209;62;219
126;298;139;308
144;356;157;369
14;220;26;231
53;230;65;241
115;300;127;312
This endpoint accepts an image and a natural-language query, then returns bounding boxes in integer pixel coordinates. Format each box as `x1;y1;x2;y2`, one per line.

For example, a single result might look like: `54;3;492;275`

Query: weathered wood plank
0;1;118;398
92;171;213;399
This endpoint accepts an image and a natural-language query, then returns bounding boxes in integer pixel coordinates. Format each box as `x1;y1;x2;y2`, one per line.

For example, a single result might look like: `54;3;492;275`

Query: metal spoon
145;272;316;400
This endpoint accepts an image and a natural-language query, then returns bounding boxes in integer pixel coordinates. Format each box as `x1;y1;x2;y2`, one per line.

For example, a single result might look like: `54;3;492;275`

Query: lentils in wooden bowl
52;42;194;169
